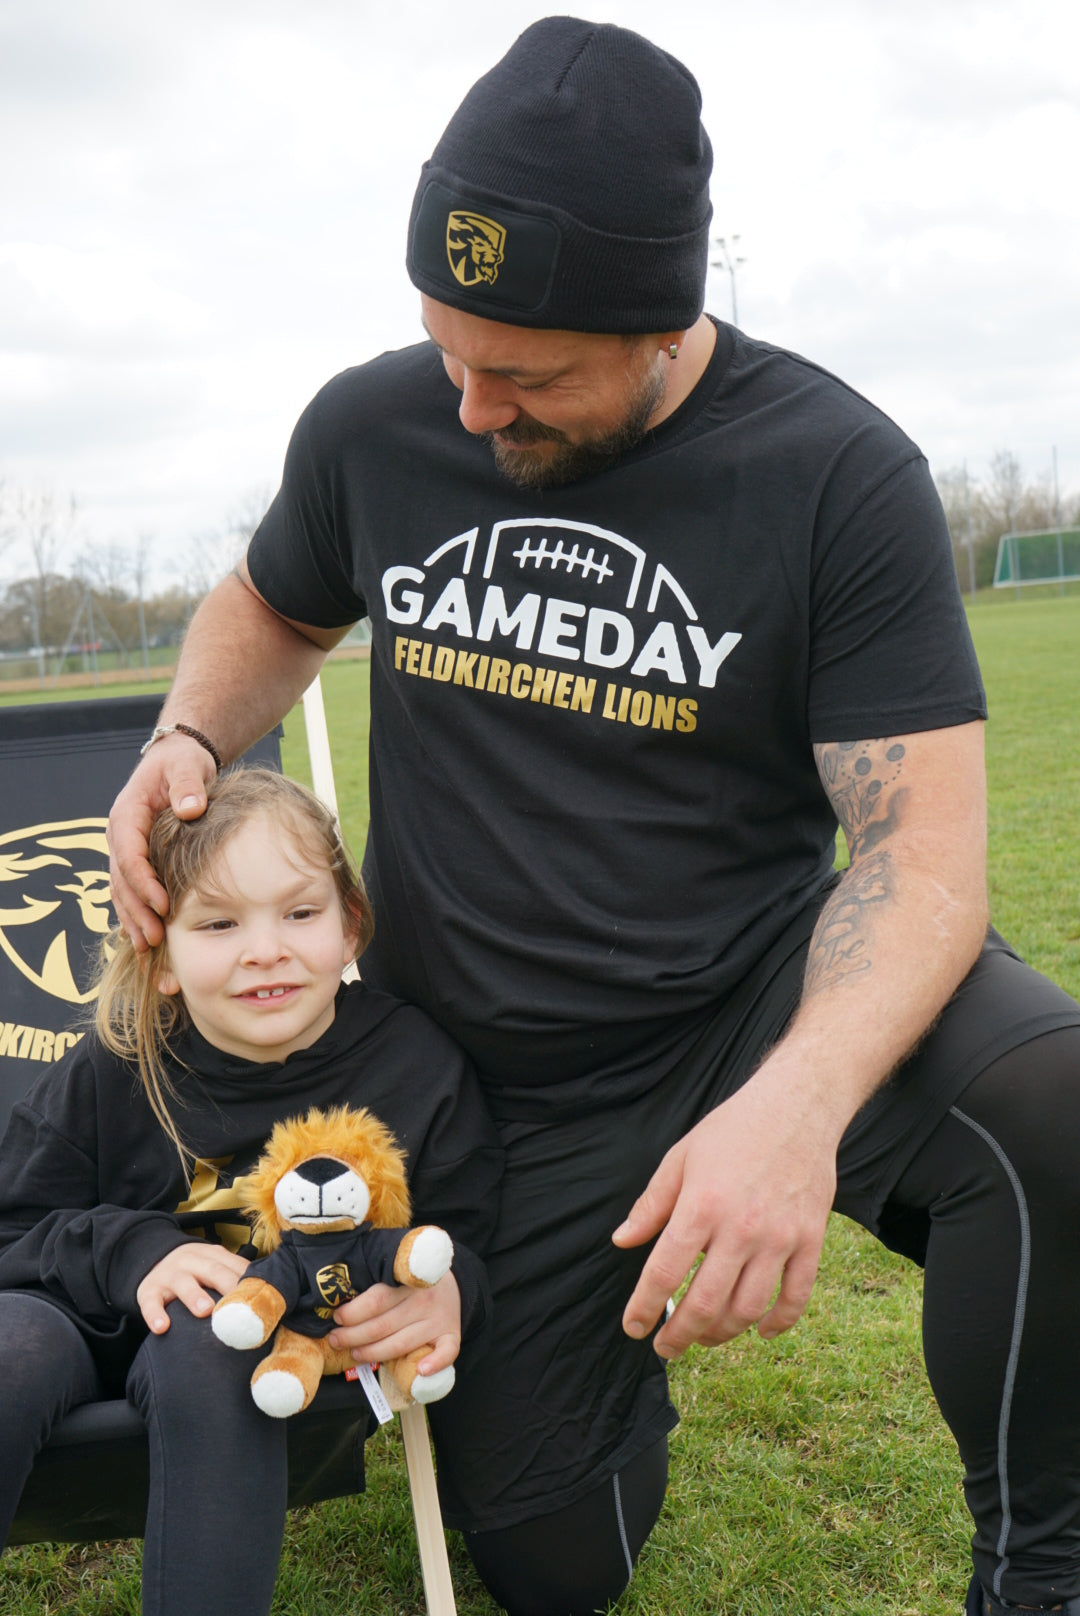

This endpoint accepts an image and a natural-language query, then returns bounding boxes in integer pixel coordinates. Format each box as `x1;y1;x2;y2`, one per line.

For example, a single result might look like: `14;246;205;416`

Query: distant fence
0;641;371;697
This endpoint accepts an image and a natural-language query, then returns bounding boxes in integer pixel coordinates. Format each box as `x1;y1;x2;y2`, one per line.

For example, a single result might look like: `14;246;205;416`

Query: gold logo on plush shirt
315;1262;357;1318
0;820;112;1004
446;211;507;287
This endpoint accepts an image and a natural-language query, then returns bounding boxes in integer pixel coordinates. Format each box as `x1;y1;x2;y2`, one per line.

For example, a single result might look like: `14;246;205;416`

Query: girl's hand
328;1272;462;1377
136;1244;251;1334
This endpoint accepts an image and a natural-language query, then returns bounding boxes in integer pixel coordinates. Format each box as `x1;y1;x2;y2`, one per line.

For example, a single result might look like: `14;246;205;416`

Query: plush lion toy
211;1105;456;1419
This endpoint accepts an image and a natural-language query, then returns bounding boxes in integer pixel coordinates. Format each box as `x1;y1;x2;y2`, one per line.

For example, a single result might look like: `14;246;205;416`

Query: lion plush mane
244;1105;412;1250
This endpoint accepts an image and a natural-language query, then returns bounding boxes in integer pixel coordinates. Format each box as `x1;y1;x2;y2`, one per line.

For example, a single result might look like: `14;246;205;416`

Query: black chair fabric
8;1380;369;1546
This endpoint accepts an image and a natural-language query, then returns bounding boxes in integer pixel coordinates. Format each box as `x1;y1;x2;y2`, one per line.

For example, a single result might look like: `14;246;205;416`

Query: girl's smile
158;811;358;1064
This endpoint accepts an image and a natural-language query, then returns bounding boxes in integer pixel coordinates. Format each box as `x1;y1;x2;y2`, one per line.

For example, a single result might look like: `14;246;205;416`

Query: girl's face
158;811;358;1065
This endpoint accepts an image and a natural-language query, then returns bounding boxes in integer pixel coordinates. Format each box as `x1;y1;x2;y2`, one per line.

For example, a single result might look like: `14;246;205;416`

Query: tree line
2;455;1077;667
935;451;1079;594
0;485;259;665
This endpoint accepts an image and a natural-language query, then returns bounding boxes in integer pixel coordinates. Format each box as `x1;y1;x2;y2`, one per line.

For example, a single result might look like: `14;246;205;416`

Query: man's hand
613;1057;840;1359
136;1243;251;1334
328;1273;462;1378
107;733;217;950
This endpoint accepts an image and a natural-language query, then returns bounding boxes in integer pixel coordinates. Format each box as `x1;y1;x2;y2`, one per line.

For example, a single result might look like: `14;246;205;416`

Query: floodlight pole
711;235;746;328
1052;445;1064;597
962;462;976;601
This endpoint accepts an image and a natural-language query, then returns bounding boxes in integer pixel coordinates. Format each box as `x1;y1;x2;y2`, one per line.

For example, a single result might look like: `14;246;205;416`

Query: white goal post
993;527;1080;588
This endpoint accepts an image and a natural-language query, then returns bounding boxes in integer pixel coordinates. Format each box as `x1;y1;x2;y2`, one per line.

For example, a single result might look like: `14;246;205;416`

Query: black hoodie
0;981;502;1383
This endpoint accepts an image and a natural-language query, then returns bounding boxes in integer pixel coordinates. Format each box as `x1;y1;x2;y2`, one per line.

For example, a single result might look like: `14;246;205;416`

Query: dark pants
438;983;1080;1613
0;1298;287;1616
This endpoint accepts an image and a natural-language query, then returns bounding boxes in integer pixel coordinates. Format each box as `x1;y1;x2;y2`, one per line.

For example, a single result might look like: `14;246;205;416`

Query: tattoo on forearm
814;738;908;859
803;850;893;1000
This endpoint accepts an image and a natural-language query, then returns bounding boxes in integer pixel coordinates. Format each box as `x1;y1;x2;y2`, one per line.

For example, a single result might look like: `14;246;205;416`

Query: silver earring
668;343;678;359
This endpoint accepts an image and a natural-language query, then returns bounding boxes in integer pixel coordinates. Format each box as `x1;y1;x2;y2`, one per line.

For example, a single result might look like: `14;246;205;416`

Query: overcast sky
2;0;1078;586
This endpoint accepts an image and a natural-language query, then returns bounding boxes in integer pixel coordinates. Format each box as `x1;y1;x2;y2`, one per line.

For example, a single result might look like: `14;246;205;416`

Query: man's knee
954;1026;1080;1193
463;1437;668;1616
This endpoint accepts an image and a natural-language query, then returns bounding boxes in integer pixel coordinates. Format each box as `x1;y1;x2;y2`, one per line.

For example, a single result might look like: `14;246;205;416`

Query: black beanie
406;16;713;333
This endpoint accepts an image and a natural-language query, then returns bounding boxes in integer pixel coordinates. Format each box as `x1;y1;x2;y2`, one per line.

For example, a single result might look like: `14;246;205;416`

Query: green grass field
1;596;1077;1614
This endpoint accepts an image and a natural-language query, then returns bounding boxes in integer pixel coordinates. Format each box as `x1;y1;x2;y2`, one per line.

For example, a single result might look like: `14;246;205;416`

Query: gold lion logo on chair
0;819;112;1005
446;210;507;287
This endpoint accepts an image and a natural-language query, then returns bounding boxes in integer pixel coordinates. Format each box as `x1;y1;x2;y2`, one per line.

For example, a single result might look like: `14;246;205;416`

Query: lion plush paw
387;1347;456;1406
410;1365;456;1404
212;1300;267;1351
251;1368;308;1419
397;1226;454;1286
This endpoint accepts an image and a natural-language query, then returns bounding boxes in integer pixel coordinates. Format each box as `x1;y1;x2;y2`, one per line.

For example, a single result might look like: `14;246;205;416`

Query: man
109;19;1080;1615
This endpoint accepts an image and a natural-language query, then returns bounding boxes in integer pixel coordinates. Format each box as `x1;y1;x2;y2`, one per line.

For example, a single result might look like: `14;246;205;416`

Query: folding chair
0;686;456;1614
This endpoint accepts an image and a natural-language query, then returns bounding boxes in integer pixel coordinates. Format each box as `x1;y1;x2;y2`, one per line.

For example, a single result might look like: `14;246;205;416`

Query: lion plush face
243;1106;412;1251
272;1155;372;1232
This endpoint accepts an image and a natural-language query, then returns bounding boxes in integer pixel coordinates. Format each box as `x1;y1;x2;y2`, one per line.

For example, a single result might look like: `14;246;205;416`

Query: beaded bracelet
140;722;223;772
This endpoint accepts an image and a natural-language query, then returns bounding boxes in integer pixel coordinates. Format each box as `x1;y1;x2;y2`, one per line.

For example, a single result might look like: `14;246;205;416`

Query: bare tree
9;487;79;649
226;484;273;552
180;484;272;601
935;452;1080;594
74;540;130;600
131;533;155;672
0;481;15;570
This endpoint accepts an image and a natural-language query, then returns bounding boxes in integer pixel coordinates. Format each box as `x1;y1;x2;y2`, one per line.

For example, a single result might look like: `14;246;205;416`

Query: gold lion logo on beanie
446;210;507;287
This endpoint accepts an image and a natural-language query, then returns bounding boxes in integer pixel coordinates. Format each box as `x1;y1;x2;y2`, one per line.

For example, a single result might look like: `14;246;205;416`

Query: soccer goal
994;528;1080;587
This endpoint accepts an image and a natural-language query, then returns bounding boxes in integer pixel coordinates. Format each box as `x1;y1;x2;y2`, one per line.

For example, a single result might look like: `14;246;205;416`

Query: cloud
1;0;1078;564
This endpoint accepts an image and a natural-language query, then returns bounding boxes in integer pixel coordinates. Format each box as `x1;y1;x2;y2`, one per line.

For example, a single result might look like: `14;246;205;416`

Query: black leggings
464;1435;669;1616
462;1028;1080;1614
0;1298;288;1616
888;1028;1080;1610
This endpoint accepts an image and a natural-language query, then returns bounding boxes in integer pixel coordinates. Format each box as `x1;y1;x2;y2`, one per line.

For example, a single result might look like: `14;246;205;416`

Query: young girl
0;768;501;1616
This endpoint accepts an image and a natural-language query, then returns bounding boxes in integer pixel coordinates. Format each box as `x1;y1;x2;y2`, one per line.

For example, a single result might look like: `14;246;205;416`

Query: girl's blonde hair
96;767;374;1168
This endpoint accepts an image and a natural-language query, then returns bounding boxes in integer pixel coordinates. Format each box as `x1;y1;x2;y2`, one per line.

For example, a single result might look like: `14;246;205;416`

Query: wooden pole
400;1402;459;1616
300;675;458;1615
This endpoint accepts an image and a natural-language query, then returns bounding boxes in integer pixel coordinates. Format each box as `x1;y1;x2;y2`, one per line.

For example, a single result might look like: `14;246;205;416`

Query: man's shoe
966;1571;1080;1614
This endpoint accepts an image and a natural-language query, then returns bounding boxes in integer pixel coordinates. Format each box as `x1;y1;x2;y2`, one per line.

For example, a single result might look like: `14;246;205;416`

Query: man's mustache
484;417;569;448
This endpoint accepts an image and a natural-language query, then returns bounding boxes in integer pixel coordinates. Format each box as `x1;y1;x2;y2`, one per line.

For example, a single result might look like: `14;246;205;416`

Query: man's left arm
615;719;988;1357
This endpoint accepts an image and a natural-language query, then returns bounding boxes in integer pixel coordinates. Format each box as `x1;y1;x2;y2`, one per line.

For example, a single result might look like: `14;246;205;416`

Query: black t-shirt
248;323;986;1103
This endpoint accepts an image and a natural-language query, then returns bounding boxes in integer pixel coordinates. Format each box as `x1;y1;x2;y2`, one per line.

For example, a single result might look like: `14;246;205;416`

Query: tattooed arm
616;720;988;1358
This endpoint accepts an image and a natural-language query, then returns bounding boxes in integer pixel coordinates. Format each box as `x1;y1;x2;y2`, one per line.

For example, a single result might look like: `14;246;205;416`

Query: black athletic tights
463;1028;1080;1615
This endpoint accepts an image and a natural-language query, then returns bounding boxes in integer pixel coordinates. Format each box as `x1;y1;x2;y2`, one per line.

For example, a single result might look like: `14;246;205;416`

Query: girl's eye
201;919;235;933
288;907;318;921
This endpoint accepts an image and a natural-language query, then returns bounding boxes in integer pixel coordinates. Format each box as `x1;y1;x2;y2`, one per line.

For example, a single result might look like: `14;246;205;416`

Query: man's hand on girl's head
136;1243;251;1334
107;734;217;951
328;1273;462;1379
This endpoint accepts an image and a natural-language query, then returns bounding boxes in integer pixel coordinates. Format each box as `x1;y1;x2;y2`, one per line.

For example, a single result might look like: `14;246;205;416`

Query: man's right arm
107;560;354;949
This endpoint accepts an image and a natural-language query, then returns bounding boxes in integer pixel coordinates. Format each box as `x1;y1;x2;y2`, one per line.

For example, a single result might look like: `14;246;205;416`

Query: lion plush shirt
245;1226;422;1339
247;321;986;1110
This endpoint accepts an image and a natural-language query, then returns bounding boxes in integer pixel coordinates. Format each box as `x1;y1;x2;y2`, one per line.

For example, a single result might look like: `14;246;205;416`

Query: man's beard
483;358;667;490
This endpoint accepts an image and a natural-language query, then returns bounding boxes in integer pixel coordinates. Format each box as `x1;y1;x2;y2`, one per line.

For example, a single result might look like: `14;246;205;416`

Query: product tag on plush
346;1363;393;1424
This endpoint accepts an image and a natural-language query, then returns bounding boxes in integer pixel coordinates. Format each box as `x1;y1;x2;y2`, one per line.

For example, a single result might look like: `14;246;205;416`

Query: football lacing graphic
511;537;614;583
